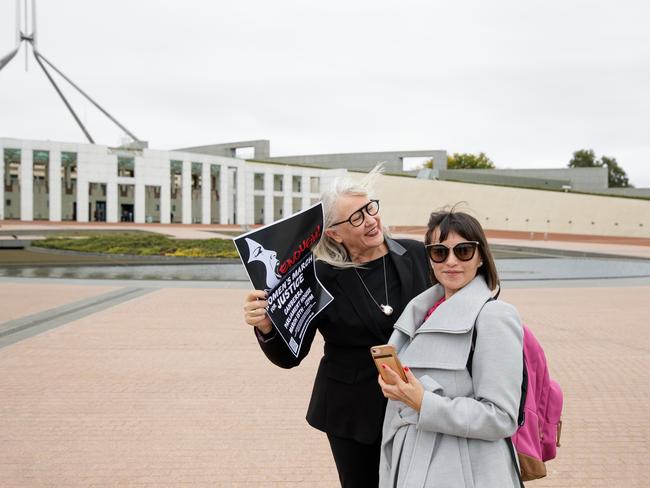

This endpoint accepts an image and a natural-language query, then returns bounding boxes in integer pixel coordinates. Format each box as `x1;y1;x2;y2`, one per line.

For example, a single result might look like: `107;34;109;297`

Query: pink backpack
510;325;564;482
467;300;564;486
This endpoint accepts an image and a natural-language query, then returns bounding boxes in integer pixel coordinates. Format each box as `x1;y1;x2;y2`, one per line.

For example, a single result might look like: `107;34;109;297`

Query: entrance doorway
120;204;134;222
89;201;106;222
88;183;107;222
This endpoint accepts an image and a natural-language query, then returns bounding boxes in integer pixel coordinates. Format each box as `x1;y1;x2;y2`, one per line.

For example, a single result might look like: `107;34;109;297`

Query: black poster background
234;203;333;357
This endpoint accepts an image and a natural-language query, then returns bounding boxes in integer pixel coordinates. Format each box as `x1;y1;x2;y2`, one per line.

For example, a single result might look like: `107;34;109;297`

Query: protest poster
234;202;333;357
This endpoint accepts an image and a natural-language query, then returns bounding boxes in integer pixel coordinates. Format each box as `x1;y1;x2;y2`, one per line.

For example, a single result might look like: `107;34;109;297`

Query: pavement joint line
0;287;155;348
0;287;144;336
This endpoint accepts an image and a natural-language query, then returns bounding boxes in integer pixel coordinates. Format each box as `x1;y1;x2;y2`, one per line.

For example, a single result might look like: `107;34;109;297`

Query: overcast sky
1;0;649;186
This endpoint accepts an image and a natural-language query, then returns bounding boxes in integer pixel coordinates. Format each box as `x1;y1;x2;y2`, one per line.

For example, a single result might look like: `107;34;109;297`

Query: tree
567;149;597;168
568;149;632;188
424;152;496;170
601;156;631;188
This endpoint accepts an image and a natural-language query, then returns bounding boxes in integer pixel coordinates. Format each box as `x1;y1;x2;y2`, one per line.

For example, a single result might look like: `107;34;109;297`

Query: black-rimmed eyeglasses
425;241;480;263
330;200;380;227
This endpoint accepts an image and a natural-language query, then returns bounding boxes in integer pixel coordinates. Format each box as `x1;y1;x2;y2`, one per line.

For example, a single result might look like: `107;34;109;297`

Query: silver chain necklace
353;255;394;316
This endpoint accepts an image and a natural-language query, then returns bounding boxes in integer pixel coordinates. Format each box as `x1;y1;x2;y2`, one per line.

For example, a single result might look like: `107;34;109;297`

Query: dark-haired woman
378;210;524;487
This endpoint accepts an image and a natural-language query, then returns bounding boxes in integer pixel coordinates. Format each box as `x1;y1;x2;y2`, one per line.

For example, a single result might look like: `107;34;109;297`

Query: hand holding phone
370;344;407;384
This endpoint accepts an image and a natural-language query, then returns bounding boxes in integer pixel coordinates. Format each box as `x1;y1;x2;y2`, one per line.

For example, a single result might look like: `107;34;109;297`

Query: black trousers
327;433;381;488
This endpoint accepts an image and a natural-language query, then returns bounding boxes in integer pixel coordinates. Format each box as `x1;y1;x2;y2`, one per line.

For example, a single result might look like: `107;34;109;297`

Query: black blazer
257;238;431;444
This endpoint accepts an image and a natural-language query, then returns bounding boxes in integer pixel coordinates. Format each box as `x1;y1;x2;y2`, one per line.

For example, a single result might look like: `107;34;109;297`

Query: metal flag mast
0;0;142;145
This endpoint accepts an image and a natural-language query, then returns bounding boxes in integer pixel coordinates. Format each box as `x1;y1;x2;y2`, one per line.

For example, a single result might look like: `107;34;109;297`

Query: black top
256;238;432;444
353;254;403;336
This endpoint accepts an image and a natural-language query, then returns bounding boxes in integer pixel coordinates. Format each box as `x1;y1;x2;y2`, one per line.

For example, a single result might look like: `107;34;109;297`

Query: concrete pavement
1;224;649;486
0;279;649;487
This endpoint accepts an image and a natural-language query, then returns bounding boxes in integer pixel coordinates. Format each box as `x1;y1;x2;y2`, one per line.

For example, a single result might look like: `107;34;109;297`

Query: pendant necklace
354;255;393;316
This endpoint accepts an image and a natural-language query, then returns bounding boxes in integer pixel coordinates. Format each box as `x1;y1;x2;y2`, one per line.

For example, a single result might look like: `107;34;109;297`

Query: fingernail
403;366;410;372
381;364;387;369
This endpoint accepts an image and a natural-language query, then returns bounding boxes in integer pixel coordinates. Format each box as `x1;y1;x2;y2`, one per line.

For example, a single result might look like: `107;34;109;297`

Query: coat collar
385;238;415;311
394;275;493;338
385;238;407;256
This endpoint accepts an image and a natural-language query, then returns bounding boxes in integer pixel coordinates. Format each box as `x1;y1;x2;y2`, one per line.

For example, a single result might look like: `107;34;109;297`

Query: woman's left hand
378;366;425;412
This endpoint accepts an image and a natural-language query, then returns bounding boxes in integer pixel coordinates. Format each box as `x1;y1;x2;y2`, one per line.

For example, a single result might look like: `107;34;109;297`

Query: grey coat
379;276;523;488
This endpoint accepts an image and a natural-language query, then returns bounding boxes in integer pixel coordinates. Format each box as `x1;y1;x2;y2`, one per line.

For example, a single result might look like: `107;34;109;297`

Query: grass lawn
31;233;239;258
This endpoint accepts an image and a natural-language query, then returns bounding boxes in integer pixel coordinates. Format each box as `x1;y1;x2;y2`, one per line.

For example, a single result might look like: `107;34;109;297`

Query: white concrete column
49;149;62;221
182;160;192;224
219;163;229;225
202;162;211;224
301;174;310;211
263;171;273;225
160;167;171;225
134;184;145;223
244;168;254;226
236;165;246;225
20;147;33;221
283;172;292;218
0;142;5;220
77;179;89;222
106;182;118;223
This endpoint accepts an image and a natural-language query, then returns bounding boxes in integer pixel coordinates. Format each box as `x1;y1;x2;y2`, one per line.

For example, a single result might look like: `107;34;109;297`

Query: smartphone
370;344;407;383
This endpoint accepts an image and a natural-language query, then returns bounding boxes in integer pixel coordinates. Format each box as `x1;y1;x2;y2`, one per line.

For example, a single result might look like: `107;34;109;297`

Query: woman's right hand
243;290;273;335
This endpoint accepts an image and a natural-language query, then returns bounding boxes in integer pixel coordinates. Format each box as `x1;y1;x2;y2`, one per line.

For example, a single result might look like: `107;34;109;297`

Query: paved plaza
0;226;649;487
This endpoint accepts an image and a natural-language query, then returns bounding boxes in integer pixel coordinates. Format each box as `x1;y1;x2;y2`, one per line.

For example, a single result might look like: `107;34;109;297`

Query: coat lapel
386;238;416;312
417;276;492;334
394;276;493;338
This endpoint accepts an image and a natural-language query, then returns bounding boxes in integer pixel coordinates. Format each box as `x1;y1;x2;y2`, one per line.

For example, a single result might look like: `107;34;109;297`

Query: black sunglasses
330;200;380;227
425;241;480;263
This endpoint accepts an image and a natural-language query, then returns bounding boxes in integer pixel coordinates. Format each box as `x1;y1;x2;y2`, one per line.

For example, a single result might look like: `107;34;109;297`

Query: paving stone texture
0;282;648;487
0;283;119;322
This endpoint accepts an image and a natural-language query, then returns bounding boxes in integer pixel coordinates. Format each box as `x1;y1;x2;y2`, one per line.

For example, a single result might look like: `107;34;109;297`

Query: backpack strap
465;296;495;376
506;437;525;488
467;291;526;426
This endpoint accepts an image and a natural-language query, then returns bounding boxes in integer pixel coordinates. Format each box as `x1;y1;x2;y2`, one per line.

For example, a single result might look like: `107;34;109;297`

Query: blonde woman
243;169;431;487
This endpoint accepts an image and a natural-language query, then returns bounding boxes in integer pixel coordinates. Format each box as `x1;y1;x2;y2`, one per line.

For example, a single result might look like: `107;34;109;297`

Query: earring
479;261;484;266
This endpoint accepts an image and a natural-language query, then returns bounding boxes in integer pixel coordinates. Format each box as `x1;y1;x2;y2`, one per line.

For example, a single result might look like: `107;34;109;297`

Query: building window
33;151;49;180
4;148;21;192
170;160;182;199
274;174;283;191
61;152;77;196
192;163;202;189
211;165;220;201
118;156;135;177
292;175;301;192
254;173;264;191
310;177;320;193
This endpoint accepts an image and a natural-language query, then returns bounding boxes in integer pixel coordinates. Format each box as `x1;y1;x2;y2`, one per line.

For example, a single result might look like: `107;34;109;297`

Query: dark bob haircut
424;209;499;291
